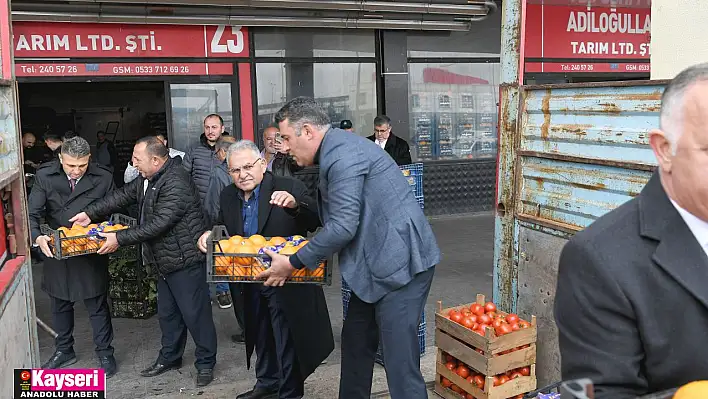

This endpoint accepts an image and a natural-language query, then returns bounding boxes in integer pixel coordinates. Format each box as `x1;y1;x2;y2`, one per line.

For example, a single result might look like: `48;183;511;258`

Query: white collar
670;200;708;250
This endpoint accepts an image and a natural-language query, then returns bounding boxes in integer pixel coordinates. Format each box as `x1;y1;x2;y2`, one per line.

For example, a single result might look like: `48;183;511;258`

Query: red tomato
495;323;513;336
470;303;485;316
466;376;474;383
478;314;492;325
451;312;464;324
476;348;484;355
468;314;478;323
484;301;497;313
476;324;490;336
466;394;475;399
441;377;452;388
498;375;510;385
462;317;476;330
510;372;523;379
519;320;531;329
505;313;520;324
520;366;531;376
473;374;485;389
461;308;472;316
457;365;471;379
448;309;460;318
492;376;500;387
446;361;456;371
492;319;504;329
486;311;497;319
451;384;463;394
511;323;520;331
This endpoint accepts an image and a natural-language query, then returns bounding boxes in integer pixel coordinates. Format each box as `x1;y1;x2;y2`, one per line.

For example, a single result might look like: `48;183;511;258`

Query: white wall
651;0;708;79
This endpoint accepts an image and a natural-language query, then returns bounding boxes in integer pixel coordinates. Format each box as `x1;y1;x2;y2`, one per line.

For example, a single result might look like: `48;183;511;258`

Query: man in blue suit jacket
260;97;440;399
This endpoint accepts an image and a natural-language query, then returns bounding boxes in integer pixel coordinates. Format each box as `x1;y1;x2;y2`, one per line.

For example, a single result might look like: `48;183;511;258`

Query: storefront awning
11;0;498;31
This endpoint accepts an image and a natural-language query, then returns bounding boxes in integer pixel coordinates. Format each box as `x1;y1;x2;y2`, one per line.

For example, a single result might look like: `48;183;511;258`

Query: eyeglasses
228;159;262;175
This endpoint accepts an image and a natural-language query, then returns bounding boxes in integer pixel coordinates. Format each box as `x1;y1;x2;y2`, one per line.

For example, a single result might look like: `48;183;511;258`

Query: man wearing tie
29;136;118;377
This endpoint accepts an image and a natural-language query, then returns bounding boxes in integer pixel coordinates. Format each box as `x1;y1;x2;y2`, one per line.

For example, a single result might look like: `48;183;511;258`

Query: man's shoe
139;360;182;377
196;368;214;387
98;355;118;378
235;388;279;399
216;292;233;309
231;333;245;344
41;351;78;369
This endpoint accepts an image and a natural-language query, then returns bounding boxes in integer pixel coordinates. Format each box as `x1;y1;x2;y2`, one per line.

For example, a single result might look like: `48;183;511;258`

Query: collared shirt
240;185;261;237
671;199;708;258
376;138;388;149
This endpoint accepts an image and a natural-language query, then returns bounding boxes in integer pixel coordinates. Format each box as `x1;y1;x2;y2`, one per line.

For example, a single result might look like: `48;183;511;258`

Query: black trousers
339;267;435;399
51;293;114;357
157;263;217;370
252;286;303;399
229;283;246;332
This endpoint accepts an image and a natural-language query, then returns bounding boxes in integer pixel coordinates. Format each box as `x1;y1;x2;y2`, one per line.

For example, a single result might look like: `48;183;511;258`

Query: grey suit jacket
555;172;708;398
295;128;440;303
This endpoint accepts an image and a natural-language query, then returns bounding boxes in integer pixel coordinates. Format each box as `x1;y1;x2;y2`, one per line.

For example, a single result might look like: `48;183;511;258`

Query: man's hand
256;249;295;287
197;231;211;253
270;191;297;209
69;212;92;227
35;235;53;258
97;232;119;255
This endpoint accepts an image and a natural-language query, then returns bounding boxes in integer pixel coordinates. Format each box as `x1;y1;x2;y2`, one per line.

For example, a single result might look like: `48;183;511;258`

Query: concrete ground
32;213;495;398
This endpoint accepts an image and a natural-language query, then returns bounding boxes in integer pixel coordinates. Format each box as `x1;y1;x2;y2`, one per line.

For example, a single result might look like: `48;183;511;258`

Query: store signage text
525;62;651;73
15;62;234;77
12;22;249;58
525;5;651;61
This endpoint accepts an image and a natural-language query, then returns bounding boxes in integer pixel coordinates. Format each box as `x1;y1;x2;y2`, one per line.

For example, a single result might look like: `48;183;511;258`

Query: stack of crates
400;162;424;208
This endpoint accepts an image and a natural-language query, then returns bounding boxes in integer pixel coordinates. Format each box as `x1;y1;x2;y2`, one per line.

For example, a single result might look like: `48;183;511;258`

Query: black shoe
235;387;279;399
41;351;78;369
139;360;182;377
231;333;245;344
216;292;233;309
196;368;214;387
98;355;117;378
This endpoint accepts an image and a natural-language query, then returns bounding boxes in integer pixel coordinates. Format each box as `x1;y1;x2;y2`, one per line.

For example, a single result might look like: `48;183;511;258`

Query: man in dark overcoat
28;136;117;376
197;139;333;399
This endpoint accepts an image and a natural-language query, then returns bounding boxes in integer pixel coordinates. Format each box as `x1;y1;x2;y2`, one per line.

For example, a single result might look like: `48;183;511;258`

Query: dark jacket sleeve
554;238;647;399
85;177;139;222
115;175;192;246
397;138;412;166
286;178;321;232
205;168;230;225
27;174;48;242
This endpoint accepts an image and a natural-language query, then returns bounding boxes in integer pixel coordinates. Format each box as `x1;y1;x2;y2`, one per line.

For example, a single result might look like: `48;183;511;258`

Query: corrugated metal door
493;81;666;386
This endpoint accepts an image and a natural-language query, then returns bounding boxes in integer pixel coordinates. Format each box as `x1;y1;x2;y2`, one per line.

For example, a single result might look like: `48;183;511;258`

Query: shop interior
19;81;167;186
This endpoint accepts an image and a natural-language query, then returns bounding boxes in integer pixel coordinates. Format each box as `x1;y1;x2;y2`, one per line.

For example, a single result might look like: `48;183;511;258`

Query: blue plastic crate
400;163;424;199
341;278;426;366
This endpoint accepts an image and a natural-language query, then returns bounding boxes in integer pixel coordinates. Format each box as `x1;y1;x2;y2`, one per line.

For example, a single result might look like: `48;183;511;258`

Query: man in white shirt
366;115;412;166
124;133;184;183
554;63;708;398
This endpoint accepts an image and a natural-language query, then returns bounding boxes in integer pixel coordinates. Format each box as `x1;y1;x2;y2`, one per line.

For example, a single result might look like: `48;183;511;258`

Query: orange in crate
236;244;259;266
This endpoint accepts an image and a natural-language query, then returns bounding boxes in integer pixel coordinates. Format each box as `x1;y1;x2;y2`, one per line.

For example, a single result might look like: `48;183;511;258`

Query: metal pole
493;0;525;312
36;317;58;339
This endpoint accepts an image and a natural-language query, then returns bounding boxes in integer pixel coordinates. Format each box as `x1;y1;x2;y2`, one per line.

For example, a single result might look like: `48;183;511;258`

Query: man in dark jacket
29;136;117;377
70;136;217;388
261;124;301;178
367;115;412;166
197;140;333;399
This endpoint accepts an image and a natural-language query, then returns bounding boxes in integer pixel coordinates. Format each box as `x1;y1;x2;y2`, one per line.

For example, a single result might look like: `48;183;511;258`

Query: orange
237;244;259;266
216;239;232;253
296;240;309;249
229;235;244;245
279;246;298;256
309;265;325;279
674;381;708;399
268;236;287;246
247;234;267;247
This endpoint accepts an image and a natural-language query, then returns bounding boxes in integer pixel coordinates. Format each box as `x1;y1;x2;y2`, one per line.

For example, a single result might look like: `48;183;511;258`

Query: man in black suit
555;63;708;398
28;136;117;377
197;139;333;399
367;115;412;166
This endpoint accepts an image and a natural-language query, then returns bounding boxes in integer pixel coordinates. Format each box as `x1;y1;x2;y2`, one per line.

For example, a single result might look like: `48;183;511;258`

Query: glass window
254;28;376;58
407;13;501;58
169;83;233;152
255;62;377;139
408;63;500;161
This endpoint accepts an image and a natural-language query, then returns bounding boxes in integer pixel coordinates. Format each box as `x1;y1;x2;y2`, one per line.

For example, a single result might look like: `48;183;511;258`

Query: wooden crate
434;364;537;399
435;294;537;376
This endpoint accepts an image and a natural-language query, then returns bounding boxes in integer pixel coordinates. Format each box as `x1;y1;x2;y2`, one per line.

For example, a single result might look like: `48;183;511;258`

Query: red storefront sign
525;62;650;73
15;62;233;77
525;4;651;61
12;22;249;59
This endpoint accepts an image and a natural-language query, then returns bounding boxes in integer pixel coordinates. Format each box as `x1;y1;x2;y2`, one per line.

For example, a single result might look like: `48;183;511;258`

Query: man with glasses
367;115;412;166
197;140;333;399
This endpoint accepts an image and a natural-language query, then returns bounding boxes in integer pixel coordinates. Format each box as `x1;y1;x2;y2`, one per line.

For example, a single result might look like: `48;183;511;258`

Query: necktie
69;179;77;191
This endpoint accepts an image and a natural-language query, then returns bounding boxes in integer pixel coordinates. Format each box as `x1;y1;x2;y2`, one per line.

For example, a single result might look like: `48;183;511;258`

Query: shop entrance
18;79;238;187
